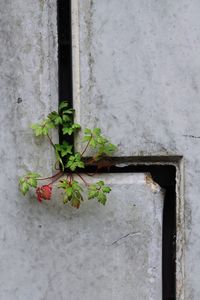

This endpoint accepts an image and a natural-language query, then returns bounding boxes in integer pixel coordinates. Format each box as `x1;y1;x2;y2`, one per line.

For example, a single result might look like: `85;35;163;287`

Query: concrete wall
0;0;58;298
1;0;200;299
72;1;200;298
0;1;164;300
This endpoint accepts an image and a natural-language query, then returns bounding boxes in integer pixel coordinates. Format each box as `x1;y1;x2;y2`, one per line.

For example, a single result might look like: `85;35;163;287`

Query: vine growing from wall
19;101;117;208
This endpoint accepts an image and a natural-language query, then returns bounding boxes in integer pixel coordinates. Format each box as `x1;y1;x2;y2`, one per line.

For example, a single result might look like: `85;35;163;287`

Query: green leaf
19;172;41;196
84;128;92;134
88;190;99;199
20;182;29;195
97;192;107;205
27;178;37;188
87;181;111;205
72;123;81;130
62;123;81;136
102;186;112;193
71;197;81;209
90;139;97;148
31;124;43;136
31;118;55;137
63;194;69;204
82;135;91;142
26;172;41;178
59;101;69;111
62;115;71;123
82;127;117;159
62;127;73;135
66;153;84;171
55;142;73;158
77;161;84;168
63;109;74;114
58;179;83;208
54;116;63;125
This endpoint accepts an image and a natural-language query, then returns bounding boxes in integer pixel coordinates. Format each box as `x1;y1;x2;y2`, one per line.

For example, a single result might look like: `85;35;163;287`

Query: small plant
19;101;117;208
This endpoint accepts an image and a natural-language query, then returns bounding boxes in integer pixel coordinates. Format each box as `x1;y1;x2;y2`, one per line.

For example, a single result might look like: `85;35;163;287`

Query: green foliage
32;101;80;137
62;123;81;135
58;179;83;208
66;153;84;171
83;127;117;160
48;111;63;125
88;181;111;205
55;141;73;171
31;119;55;136
55;141;73;158
19;100;117;208
19;172;41;195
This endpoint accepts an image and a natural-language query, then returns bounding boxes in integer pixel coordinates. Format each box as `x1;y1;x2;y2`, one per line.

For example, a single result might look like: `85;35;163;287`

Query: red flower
36;185;52;203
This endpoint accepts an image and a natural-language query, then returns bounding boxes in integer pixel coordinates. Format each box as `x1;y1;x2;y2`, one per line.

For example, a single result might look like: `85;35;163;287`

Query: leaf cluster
19;172;40;195
83;128;117;160
31;119;55;137
19;100;117;209
31;101;81;138
58;179;111;208
88;181;111;205
66;153;85;171
55;141;73;171
58;179;83;208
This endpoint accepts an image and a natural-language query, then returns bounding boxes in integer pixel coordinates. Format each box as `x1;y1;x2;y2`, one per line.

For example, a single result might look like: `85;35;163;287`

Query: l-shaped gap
57;1;177;298
84;161;177;300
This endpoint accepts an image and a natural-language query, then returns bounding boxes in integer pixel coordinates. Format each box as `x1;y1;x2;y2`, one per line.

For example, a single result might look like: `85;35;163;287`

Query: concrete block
0;173;163;300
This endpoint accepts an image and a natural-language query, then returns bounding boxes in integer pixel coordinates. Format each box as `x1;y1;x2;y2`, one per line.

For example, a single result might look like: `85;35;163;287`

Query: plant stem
81;136;92;157
49;173;63;185
76;173;89;186
47;133;56;149
37;171;62;181
69;173;73;185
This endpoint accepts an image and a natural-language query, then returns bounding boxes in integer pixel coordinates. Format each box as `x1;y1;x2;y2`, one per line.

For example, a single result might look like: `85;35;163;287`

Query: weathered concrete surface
0;0;58;298
0;2;164;299
0;0;58;177
72;1;200;298
0;173;163;300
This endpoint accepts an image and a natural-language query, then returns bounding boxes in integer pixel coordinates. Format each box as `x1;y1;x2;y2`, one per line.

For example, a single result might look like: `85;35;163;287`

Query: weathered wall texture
2;0;200;299
2;172;165;300
0;0;58;177
0;0;58;298
0;1;164;300
73;0;200;298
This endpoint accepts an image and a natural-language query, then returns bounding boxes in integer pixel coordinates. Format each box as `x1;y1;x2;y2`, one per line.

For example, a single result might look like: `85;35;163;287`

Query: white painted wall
0;1;164;299
1;0;200;299
73;1;200;298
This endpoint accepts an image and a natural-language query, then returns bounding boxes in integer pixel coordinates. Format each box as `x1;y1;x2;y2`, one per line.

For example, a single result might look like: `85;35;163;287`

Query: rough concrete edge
48;0;59;174
70;2;185;296
58;172;152;185
47;0;58;105
71;0;82;153
176;158;185;300
116;158;185;299
145;173;162;193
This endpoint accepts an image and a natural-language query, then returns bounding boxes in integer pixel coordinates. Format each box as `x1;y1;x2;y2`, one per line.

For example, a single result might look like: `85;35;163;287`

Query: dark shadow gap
57;0;176;298
57;0;73;146
83;163;176;300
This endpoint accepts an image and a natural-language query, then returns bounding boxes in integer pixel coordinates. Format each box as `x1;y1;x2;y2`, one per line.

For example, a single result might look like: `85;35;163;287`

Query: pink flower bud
36;185;52;203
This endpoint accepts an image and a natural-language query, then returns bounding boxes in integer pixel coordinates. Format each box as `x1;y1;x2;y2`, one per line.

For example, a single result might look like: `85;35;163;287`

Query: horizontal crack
111;231;141;245
183;134;200;139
